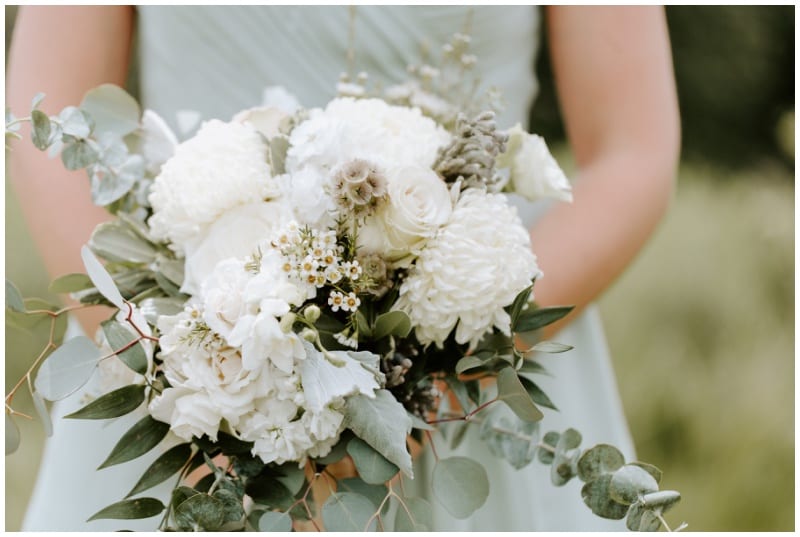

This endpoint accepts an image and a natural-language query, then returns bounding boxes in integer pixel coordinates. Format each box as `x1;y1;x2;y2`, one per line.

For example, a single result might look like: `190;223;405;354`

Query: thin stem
425;397;499;425
346;5;357;77
425;430;439;462
657;513;672;532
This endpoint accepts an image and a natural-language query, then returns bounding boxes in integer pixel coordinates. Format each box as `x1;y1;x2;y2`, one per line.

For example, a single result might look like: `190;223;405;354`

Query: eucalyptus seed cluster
434;111;508;191
330;159;388;215
357;254;392;297
382;343;440;418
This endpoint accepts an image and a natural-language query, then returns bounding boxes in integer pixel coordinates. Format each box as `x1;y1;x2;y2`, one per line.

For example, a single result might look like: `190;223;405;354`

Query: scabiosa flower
394;189;541;349
330;159;388;214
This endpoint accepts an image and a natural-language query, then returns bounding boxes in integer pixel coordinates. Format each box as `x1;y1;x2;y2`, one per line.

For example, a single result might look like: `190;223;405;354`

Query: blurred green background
5;5;794;532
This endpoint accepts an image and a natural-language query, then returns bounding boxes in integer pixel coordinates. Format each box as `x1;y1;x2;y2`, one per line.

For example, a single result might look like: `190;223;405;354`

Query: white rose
201;259;255;339
181;200;293;295
497;123;573;203
358;166;452;265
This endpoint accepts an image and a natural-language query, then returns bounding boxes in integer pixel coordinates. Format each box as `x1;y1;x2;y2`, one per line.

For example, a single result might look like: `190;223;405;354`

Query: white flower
285;97;450;175
149;387;223;442
395;189;541;349
147;119;280;255
261;86;302;114
139;109;178;175
181;200;294;295
276;168;338;228
201;258;254;340
496;123;573;203
232;106;289;139
358;166;452;265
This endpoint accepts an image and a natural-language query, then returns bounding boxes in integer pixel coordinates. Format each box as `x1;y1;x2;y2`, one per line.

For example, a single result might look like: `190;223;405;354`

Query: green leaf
59;106;94;138
338;478;389;515
407;411;434;431
155;256;185;287
641;490;681;512
347;437;400;485
393;496;433;531
609;465;660;505
432;457;489;519
31;109;51;150
529;341;573;353
81;245;125;309
517;359;549;376
30;92;45;110
32;390;53;437
538;431;559;464
577;444;626;483
65;384;145;420
551;428;582;486
275;463;306;496
6;414;20;455
5;280;25;312
443;376;471;413
49;273;94;294
455;355;485;375
581;475;630;520
316;430;353;465
479;405;539;470
372;310;412;339
630;461;663;484
506;283;533;326
513;305;574;333
518;376;558;411
90;158;142;207
344;390;413;478
102;320;148;375
212;488;245;524
174;493;226;531
626;503;662;531
245;476;294;510
62;139;99;170
90;221;157;264
81;84;141;137
34;335;102;401
496;367;543;422
139;297;184;325
88;498;165;521
258;510;292;532
321;492;377;532
127;443;192;497
98;415;169;469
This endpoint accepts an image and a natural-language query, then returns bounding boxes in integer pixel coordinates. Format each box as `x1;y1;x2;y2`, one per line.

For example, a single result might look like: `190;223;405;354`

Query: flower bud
279;313;297;333
300;328;317;342
304;305;321;323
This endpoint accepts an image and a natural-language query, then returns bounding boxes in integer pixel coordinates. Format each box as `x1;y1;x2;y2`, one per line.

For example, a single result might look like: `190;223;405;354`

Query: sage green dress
22;6;635;531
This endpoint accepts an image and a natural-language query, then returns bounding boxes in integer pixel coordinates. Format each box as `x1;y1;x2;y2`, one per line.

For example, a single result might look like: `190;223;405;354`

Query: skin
7;4;679;527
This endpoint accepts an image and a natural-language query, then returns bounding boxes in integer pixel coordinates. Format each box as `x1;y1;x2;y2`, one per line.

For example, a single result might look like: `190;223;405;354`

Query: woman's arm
532;6;681;336
7;6;135;332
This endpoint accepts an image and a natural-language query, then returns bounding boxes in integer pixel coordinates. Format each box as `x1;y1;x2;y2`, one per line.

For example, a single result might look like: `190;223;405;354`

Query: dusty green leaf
479;405;539;469
347;436;400;485
344;390;413;478
316;431;353;465
98;415;169;469
518;376;558;411
32;390;53;437
626;503;662;531
88;497;165;521
407;411;434;431
62;139;99;170
372;310;412;339
630;461;663;484
34;336;101;401
81;245;125;308
245;476;294;510
517;359;549;376
506;283;533;326
455;355;485;375
155;256;185;287
127;443;192;497
609;465;660;505
258;510;292;532
496;367;543;422
529;341;573;353
338;478;389;515
551;428;582;486
5;280;25;312
139;297;184;325
513;305;573;333
275;463;306;496
321;492;377;532
432;456;489;519
49;273;94;294
102;320;148;375
90;221;157;264
81;84;141;137
581;474;630;520
393;496;433;531
641;490;681;513
30;92;46;110
31;109;51;150
212;488;245;524
174;493;226;531
6;414;20;455
537;431;560;464
65;384;146;420
577;444;626;483
59;106;94;138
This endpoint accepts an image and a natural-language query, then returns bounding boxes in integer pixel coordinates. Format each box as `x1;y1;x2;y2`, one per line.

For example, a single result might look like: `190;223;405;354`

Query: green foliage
337;478;389;515
346;437;400;485
5;279;25;312
65;384;145;420
33;335;101;401
321;492;378;531
496;367;544;422
80;84;141;137
127;443;192;497
88;497;165;521
30;109;51;150
372;310;412;339
393;497;433;531
479;405;539;469
431;456;490;519
609;465;659;505
98;415;169;469
6;414;20;455
258;510;293;532
518;375;558;410
48;273;93;294
101;320;148;375
81;245;125;309
173;493;227;531
577;444;626;482
513;305;573;333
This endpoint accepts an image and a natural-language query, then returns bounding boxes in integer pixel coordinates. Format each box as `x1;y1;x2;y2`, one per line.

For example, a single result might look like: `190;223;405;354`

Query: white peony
147;119;280;255
357;166;453;265
232;105;289;139
275;168;337;229
395;189;541;349
496;123;573;203
201;258;255;340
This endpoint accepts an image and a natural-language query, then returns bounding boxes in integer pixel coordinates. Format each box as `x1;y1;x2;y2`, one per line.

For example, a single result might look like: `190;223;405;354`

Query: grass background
5;5;795;532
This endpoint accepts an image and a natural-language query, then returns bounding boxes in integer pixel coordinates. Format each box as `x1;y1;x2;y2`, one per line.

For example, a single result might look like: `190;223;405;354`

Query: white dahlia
395;189;541;349
147;119;280;254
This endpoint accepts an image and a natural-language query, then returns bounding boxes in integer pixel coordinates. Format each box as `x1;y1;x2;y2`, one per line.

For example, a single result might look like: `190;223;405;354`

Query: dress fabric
22;6;635;531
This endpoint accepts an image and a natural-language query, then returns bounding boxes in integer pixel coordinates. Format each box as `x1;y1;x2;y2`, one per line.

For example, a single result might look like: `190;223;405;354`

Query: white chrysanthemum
395;189;541;348
147;119;280;254
285;97;450;175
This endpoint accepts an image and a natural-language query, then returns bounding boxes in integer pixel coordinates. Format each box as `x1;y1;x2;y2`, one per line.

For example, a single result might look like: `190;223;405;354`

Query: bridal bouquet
6;33;683;532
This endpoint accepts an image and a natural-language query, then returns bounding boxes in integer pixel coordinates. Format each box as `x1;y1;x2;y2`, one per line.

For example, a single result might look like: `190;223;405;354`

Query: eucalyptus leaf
344;390;413;478
5;279;25;312
275;463;306;496
577;444;626;483
155;256;185;286
517;359;549;376
432;457;489;519
90;221;157;264
61;139;99;170
581;474;630;520
506;283;533;326
49;273;94;294
32;390;53;437
88;498;165;521
443;376;471;414
455;355;485;375
529;341;574;354
479;405;539;469
630;461;663;484
98;415;170;469
626;503;662;531
90;159;140;206
58;106;94;138
30;92;45;110
338;478;389;515
316;430;353;465
174;493;226;531
393;496;433;531
538;431;560;464
513;305;573;333
6;414;20;455
496;367;543;422
81;84;141;137
81;245;125;308
551;428;582;486
347;437;400;485
641;490;681;512
245;477;294;510
138;297;183;325
609;465;660;505
212;489;245;524
321;492;377;532
31;109;51;150
127;443;192;497
65;384;146;420
449;421;470;450
258;510;292;532
34;336;102;401
407;411;434;431
518;376;558;411
372;310;412;339
102;320;148;375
